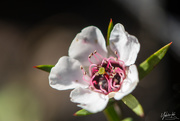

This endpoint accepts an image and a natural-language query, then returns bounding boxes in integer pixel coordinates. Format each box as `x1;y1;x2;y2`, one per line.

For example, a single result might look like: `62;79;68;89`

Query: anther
109;76;114;78
99;81;103;85
88;55;91;58
115;67;119;70
94;50;97;54
114;51;120;58
95;72;99;76
88;53;93;58
114;79;118;83
80;65;83;70
112;73;116;76
83;72;87;75
103;60;107;64
114;51;117;55
112;66;114;69
112;70;116;73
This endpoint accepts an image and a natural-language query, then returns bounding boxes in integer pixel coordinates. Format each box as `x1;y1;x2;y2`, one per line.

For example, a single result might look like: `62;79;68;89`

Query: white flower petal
70;87;109;113
114;65;139;100
109;23;140;66
69;26;108;67
49;56;88;90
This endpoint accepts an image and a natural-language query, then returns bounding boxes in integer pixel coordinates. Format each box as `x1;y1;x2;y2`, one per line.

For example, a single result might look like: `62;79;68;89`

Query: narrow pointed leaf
74;109;92;116
122;117;133;121
138;42;172;80
34;65;54;73
107;18;113;46
122;94;144;117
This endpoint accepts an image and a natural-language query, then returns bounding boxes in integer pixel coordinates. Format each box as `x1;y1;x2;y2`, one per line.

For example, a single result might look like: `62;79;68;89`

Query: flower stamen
114;51;120;59
80;65;89;83
88;53;93;64
94;50;103;59
92;54;100;62
88;50;103;64
81;51;126;95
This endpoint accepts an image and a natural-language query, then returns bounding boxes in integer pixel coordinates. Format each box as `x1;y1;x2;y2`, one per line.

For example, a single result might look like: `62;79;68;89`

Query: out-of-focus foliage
0;83;42;121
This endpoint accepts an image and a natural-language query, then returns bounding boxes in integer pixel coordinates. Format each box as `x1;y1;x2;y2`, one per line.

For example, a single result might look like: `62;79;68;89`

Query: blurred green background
0;1;179;121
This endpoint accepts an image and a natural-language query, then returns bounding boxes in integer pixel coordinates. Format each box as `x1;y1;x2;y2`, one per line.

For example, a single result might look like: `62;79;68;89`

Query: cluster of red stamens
81;50;126;95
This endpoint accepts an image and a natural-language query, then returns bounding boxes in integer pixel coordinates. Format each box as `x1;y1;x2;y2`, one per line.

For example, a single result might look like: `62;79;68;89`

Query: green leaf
103;104;122;121
122;94;144;117
121;117;133;121
107;18;113;46
138;42;172;80
0;83;42;121
74;109;92;116
34;65;54;73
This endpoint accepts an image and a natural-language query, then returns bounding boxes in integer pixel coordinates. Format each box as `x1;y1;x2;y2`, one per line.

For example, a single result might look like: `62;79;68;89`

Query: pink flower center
81;50;126;95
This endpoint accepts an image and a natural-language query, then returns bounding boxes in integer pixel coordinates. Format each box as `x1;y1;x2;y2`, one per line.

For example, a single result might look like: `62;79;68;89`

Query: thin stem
103;103;122;121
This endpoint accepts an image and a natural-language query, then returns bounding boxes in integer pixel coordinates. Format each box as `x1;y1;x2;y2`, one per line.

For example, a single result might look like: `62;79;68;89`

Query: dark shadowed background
0;0;179;121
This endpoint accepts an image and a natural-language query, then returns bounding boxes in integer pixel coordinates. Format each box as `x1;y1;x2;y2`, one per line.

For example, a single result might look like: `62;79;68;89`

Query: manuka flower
49;23;140;113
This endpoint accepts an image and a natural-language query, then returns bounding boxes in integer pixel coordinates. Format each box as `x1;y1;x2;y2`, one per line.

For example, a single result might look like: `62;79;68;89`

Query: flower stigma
81;50;126;96
98;67;105;75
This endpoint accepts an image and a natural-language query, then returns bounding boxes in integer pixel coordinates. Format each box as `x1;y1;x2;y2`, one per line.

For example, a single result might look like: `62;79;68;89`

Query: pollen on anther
83;72;87;75
112;73;116;76
103;61;107;64
89;53;94;58
88;54;92;58
114;51;117;55
94;50;97;54
99;81;103;85
109;76;114;78
80;66;83;70
95;72;99;76
114;79;118;83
